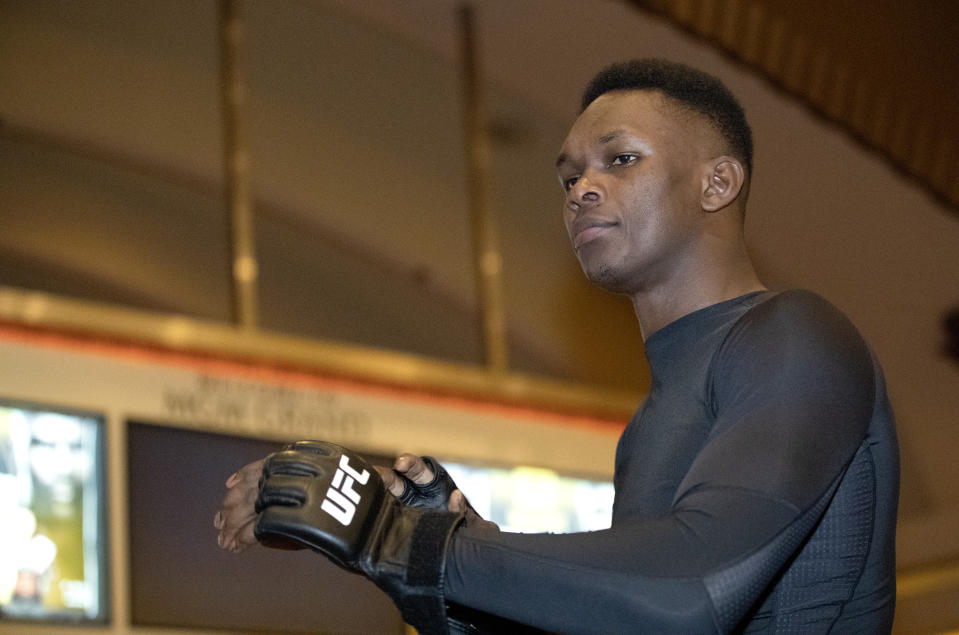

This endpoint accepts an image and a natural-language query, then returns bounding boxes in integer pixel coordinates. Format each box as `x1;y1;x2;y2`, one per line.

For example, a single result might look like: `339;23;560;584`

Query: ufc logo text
321;454;371;526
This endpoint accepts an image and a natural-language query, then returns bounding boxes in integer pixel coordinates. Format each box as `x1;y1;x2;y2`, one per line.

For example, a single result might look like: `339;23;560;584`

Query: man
216;59;898;633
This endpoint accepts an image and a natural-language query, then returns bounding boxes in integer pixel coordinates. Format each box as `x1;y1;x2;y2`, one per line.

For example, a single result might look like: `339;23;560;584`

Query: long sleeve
444;291;897;634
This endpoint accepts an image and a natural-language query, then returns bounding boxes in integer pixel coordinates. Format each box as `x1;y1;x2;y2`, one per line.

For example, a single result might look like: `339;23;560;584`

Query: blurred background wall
1;1;958;632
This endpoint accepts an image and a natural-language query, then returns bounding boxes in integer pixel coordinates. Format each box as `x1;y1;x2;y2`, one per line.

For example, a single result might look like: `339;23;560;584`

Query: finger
218;502;258;549
449;489;467;513
217;462;264;550
218;511;257;550
217;492;255;533
374;465;406;497
394;453;435;485
227;458;266;488
219;470;260;511
219;518;254;552
229;521;258;553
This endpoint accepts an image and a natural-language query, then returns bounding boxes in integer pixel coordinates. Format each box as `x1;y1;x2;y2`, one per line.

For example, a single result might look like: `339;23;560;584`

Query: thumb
374;465;406;497
395;454;435;485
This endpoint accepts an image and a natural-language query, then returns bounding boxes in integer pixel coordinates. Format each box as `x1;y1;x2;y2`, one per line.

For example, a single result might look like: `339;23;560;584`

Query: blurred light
444;461;613;533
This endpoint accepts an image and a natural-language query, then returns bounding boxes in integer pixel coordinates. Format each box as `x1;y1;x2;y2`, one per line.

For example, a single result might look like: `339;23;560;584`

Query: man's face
556;90;715;295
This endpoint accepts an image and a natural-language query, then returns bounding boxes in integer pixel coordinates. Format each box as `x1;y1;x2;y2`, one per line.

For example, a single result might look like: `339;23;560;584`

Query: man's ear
701;157;745;212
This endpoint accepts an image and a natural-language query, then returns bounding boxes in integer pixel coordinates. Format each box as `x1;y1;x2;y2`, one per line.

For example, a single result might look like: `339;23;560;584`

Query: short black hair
581;59;753;174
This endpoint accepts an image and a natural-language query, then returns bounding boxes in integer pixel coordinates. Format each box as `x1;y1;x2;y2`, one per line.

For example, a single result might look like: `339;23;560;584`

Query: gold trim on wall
0;285;640;421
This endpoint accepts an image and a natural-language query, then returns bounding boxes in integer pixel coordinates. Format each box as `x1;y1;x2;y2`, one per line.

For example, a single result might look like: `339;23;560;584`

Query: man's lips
572;222;616;249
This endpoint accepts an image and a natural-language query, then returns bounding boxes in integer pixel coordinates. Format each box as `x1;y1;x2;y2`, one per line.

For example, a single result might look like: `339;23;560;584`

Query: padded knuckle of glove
254;476;308;512
262;450;322;478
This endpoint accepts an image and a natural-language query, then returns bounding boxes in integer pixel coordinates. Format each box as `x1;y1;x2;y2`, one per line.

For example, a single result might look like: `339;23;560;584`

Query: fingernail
214;512;222;528
226;472;240;487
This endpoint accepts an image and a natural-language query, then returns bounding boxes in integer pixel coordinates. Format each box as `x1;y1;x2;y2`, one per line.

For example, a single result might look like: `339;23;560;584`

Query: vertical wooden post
460;3;509;374
219;0;258;329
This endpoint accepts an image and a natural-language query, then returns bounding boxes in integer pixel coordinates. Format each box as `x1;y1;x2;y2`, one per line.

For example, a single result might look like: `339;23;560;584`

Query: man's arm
217;293;884;633
443;292;881;633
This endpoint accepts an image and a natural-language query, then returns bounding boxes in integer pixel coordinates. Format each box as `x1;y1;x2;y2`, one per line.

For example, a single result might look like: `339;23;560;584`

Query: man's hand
254;441;463;634
216;451;490;554
374;454;470;513
214;457;265;553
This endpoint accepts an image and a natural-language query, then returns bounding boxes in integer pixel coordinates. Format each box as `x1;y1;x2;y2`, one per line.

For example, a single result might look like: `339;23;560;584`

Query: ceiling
631;0;959;212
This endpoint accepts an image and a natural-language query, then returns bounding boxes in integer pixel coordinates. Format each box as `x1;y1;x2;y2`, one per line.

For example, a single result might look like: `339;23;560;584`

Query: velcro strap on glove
391;511;464;634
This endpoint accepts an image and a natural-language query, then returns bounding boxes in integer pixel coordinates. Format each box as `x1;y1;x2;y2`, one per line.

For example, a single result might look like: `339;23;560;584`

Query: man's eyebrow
555;130;627;168
598;130;625;144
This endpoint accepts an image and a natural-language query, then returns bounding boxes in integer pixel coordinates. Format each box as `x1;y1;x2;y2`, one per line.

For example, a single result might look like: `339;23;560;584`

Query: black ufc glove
254;441;464;635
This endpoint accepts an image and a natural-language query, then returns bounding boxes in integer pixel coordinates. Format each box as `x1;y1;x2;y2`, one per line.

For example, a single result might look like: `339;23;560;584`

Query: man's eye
610;153;639;166
563;176;580;192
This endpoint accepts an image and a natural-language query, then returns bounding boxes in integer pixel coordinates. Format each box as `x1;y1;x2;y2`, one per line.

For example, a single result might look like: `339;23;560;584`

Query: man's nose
567;174;604;210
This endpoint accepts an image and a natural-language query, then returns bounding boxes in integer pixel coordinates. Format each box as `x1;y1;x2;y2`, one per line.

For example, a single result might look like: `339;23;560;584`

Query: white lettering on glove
320;454;371;526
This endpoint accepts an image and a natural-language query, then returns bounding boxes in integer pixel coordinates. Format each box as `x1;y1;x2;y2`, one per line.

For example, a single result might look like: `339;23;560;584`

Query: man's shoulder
724;288;871;367
711;288;877;408
744;289;855;333
754;287;835;311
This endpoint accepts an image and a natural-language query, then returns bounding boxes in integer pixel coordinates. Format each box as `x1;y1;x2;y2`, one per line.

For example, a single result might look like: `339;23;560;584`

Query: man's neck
630;262;766;342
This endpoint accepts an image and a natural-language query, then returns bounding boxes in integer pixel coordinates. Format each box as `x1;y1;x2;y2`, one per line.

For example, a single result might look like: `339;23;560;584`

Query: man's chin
582;263;631;295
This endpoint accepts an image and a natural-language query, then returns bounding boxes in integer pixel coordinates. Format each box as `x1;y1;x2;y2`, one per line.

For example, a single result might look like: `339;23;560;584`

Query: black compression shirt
444;290;899;633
